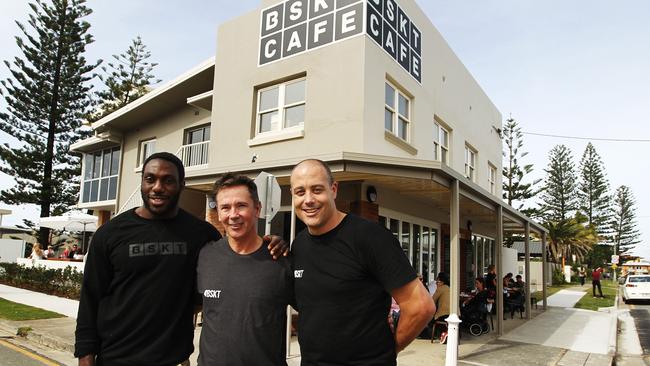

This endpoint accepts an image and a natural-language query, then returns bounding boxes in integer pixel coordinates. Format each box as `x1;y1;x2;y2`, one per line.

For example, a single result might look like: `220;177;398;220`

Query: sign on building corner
258;0;422;83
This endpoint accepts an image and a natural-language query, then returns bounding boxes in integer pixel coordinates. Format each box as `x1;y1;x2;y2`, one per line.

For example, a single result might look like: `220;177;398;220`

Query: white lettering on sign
313;20;328;43
287;30;302;51
313;0;329;13
289;1;303;21
341;9;357;34
266;11;279;31
265;39;277;58
294;270;304;278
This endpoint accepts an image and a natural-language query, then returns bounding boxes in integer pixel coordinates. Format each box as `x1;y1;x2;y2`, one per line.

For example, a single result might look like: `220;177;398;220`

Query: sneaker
440;331;448;344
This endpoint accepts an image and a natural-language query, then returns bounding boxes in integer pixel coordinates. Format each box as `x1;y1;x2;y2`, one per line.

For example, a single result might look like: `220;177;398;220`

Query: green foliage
90;36;160;121
539;145;578;222
609;185;641;255
574;280;616;311
583;244;613;269
552;269;566;285
0;263;83;300
544;213;598;263
0;0;99;245
578;143;611;239
501;117;540;214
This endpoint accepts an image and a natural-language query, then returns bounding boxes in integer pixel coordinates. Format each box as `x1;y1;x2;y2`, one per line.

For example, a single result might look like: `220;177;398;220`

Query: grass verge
0;297;65;321
574;280;617;311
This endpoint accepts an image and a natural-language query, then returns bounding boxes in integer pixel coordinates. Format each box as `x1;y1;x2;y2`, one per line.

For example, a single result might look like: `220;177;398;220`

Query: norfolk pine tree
501;117;540;216
91;36;160;121
577;143;611;239
0;0;99;245
609;185;641;255
539;144;578;222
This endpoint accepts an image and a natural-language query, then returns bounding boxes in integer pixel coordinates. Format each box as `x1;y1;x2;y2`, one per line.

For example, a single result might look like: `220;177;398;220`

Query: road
0;338;63;366
617;287;650;366
626;300;650;355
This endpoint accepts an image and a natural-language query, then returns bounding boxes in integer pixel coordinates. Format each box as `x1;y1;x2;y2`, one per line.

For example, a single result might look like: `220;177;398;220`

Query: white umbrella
39;211;98;252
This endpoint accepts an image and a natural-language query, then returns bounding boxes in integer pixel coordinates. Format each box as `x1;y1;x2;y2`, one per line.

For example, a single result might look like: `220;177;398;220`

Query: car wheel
623;298;628;304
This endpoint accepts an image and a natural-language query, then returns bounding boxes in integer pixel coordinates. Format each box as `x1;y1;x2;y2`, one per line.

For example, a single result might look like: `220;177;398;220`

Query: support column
496;206;503;336
542;231;548;310
524;222;531;319
445;179;461;366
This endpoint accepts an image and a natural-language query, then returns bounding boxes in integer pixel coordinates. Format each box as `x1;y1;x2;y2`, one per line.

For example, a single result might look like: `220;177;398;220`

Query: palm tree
545;213;598;266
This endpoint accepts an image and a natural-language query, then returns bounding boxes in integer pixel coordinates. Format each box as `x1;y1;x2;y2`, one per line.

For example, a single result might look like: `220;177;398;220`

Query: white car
622;275;650;303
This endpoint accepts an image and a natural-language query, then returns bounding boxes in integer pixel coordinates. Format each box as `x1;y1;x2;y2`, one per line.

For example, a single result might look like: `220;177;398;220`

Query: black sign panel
365;0;422;82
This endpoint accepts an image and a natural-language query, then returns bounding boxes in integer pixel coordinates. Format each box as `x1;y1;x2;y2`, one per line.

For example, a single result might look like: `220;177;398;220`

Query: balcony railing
178;140;209;168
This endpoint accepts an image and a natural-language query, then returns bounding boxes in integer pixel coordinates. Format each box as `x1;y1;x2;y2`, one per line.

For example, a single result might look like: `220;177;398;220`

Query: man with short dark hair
290;159;435;365
196;173;293;365
75;153;286;366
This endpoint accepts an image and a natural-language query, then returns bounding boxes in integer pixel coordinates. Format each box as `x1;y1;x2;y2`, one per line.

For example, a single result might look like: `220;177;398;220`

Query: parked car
622;275;650;303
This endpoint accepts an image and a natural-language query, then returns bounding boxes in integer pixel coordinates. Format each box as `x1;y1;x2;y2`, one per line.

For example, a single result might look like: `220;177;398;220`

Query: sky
0;0;648;258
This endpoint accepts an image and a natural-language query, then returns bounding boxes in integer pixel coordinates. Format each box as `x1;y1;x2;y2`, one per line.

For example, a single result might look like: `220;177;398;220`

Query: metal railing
178;140;209;168
117;184;142;214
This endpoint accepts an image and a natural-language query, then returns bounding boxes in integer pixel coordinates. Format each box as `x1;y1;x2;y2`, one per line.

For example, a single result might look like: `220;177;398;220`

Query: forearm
394;307;433;353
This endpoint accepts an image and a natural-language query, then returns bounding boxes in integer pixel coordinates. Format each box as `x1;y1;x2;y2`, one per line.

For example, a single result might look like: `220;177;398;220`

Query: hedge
0;263;82;300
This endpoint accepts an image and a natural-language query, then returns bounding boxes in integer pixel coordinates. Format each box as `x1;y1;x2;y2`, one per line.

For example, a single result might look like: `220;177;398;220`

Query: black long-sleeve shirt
74;209;220;366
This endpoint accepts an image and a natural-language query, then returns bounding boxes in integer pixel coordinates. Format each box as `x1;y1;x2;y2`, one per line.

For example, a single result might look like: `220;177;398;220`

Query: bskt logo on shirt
204;289;222;299
128;242;187;257
294;270;304;278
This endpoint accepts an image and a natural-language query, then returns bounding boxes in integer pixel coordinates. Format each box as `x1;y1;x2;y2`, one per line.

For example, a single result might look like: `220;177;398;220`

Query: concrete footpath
0;284;617;365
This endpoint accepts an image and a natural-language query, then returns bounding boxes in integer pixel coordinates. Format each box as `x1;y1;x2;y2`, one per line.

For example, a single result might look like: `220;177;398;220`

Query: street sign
254;171;281;222
611;255;619;265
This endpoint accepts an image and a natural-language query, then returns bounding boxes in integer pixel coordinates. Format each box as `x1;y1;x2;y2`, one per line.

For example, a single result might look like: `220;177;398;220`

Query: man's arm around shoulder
391;278;436;353
78;354;95;366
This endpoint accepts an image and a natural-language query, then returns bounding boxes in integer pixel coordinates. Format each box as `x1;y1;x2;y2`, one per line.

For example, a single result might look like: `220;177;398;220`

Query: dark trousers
580;276;585;286
592;280;603;297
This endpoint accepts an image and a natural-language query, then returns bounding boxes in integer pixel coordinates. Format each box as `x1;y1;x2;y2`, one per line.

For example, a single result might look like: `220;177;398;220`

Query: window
488;163;497;194
384;82;411;141
82;147;120;203
433;121;449;163
138;138;156;167
181;125;210;167
464;145;477;181
256;78;305;135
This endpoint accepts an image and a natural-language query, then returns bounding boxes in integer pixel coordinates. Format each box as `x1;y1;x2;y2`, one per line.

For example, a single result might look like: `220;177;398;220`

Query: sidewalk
0;284;616;365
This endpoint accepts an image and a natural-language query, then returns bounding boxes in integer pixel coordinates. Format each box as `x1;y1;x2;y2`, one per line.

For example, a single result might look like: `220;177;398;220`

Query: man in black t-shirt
75;153;287;366
290;159;435;365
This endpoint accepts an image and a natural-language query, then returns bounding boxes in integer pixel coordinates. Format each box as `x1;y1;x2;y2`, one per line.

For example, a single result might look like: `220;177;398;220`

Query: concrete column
496;205;503;336
445;179;461;366
524;222;531;320
542;231;548;310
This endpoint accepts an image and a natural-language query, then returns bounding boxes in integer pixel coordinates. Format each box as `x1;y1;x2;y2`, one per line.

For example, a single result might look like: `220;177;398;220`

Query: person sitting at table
461;278;489;317
430;272;450;342
66;244;79;259
43;245;56;258
503;273;514;288
29;243;45;260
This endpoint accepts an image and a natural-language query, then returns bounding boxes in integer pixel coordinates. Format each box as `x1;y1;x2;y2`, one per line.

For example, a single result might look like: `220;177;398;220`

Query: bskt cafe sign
259;0;422;83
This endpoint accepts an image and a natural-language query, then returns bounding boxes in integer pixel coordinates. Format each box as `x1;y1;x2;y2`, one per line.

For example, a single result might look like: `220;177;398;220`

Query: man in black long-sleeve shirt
75;153;286;366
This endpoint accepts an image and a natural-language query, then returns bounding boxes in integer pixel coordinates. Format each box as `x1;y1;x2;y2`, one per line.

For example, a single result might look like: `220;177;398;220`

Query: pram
460;301;490;336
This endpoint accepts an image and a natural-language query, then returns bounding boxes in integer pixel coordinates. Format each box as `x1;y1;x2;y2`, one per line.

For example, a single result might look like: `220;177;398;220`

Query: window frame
184;124;210;145
488;162;497;194
384;81;412;142
255;77;306;136
433;120;450;164
464;144;477;182
138;138;156;167
81;147;121;204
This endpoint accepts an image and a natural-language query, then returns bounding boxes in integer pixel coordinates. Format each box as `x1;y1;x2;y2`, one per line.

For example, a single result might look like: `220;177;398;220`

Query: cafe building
71;0;548;334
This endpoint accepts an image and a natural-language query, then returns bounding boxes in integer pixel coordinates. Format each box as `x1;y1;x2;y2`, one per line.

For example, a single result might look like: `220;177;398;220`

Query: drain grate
630;309;650;355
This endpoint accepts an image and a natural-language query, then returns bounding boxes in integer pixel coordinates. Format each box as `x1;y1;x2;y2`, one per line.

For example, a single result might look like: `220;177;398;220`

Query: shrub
552;269;566;285
0;263;83;300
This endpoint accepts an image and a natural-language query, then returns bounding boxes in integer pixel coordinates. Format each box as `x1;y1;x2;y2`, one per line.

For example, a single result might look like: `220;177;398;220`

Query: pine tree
577;143;611;239
539;144;578;222
0;0;99;245
610;185;641;255
91;36;160;120
501;116;540;216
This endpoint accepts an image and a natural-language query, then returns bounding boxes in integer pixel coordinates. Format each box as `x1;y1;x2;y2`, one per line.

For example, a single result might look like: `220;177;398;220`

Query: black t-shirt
292;214;416;365
196;238;293;366
74;209;221;366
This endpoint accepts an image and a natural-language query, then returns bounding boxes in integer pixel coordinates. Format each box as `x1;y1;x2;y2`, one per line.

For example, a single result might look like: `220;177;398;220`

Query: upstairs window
433;121;449;164
138;138;156;167
185;124;210;145
385;82;411;141
181;124;210;167
256;78;305;135
82;147;120;203
464;145;477;182
488;163;497;194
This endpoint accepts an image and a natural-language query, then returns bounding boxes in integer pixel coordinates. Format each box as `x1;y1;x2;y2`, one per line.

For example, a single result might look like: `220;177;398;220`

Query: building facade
72;0;546;327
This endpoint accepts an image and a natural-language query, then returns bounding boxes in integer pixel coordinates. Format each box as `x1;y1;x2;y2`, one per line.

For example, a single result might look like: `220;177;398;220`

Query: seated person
44;245;56;258
461;278;488;318
430;272;450;342
67;244;80;259
29;243;45;260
